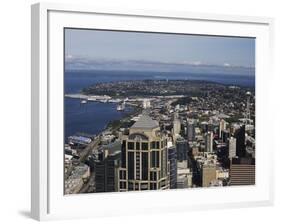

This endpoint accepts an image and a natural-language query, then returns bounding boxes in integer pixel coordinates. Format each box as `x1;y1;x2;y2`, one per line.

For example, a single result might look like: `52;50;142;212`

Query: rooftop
131;114;159;129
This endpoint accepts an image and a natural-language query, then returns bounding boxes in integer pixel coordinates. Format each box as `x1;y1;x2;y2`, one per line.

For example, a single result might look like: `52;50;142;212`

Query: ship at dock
117;102;125;111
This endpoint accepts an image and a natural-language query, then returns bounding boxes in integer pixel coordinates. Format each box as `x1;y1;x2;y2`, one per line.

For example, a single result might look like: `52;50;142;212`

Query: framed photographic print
31;2;274;221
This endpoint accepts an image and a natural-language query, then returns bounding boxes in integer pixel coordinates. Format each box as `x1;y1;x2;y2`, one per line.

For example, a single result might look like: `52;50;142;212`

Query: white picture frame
31;2;274;221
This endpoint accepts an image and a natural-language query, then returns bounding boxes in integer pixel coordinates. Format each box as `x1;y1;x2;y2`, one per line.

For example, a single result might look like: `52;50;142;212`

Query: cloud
223;63;231;67
66;54;73;59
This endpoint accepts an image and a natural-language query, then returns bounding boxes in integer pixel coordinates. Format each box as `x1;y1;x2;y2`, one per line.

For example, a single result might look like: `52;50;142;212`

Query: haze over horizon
65;28;255;76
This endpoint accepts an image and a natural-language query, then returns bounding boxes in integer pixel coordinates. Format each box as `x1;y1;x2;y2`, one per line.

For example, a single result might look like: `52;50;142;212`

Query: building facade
235;125;246;158
168;146;177;189
177;160;192;188
202;164;217;187
204;131;213;153
94;151;121;192
187;121;195;141
175;137;188;161
229;157;255;186
228;137;237;159
173;112;181;137
219;119;227;138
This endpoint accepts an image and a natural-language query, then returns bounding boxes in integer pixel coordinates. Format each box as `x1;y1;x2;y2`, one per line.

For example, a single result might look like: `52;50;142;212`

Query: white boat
81;100;87;104
117;102;125;111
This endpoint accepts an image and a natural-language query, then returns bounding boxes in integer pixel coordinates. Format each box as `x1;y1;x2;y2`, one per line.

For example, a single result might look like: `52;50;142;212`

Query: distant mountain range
65;56;255;76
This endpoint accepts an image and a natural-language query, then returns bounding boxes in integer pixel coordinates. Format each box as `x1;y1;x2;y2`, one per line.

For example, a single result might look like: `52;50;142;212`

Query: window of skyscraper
142;142;148;150
136;142;140;150
128;142;134;150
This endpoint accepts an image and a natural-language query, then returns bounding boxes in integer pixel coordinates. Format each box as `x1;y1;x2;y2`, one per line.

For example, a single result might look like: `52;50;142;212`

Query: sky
65;28;255;75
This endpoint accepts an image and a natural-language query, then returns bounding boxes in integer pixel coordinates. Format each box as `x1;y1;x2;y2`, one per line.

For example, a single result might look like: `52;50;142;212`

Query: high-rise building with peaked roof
119;114;169;191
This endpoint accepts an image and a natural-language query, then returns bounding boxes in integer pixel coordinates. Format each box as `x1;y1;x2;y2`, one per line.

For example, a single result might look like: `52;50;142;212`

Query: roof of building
68;135;92;144
217;113;230;119
131;114;159;129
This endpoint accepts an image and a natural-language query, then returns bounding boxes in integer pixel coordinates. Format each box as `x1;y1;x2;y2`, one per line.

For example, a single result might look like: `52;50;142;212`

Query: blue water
65;98;132;140
64;70;255;141
64;70;255;94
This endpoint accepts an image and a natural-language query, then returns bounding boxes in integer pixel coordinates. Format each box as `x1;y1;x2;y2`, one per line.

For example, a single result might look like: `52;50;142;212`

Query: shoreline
65;93;186;102
64;95;140;141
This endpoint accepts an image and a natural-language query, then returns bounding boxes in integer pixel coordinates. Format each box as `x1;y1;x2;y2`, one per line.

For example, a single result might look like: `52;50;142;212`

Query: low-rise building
202;164;216;187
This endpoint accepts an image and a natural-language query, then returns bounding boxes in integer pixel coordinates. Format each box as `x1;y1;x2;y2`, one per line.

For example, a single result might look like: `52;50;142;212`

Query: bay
64;70;255;142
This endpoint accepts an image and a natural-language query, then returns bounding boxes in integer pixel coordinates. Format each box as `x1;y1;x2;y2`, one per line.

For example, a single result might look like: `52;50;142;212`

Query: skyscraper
235;125;246;157
204;131;213;153
173;112;181;137
176;137;188;161
119;114;169;191
93;141;122;193
228;137;236;159
187;120;195;141
94;151;121;193
219;119;227;138
245;91;251;124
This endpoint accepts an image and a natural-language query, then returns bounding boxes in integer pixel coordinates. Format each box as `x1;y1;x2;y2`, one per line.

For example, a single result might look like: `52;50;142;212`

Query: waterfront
64;98;133;142
64;70;255;142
